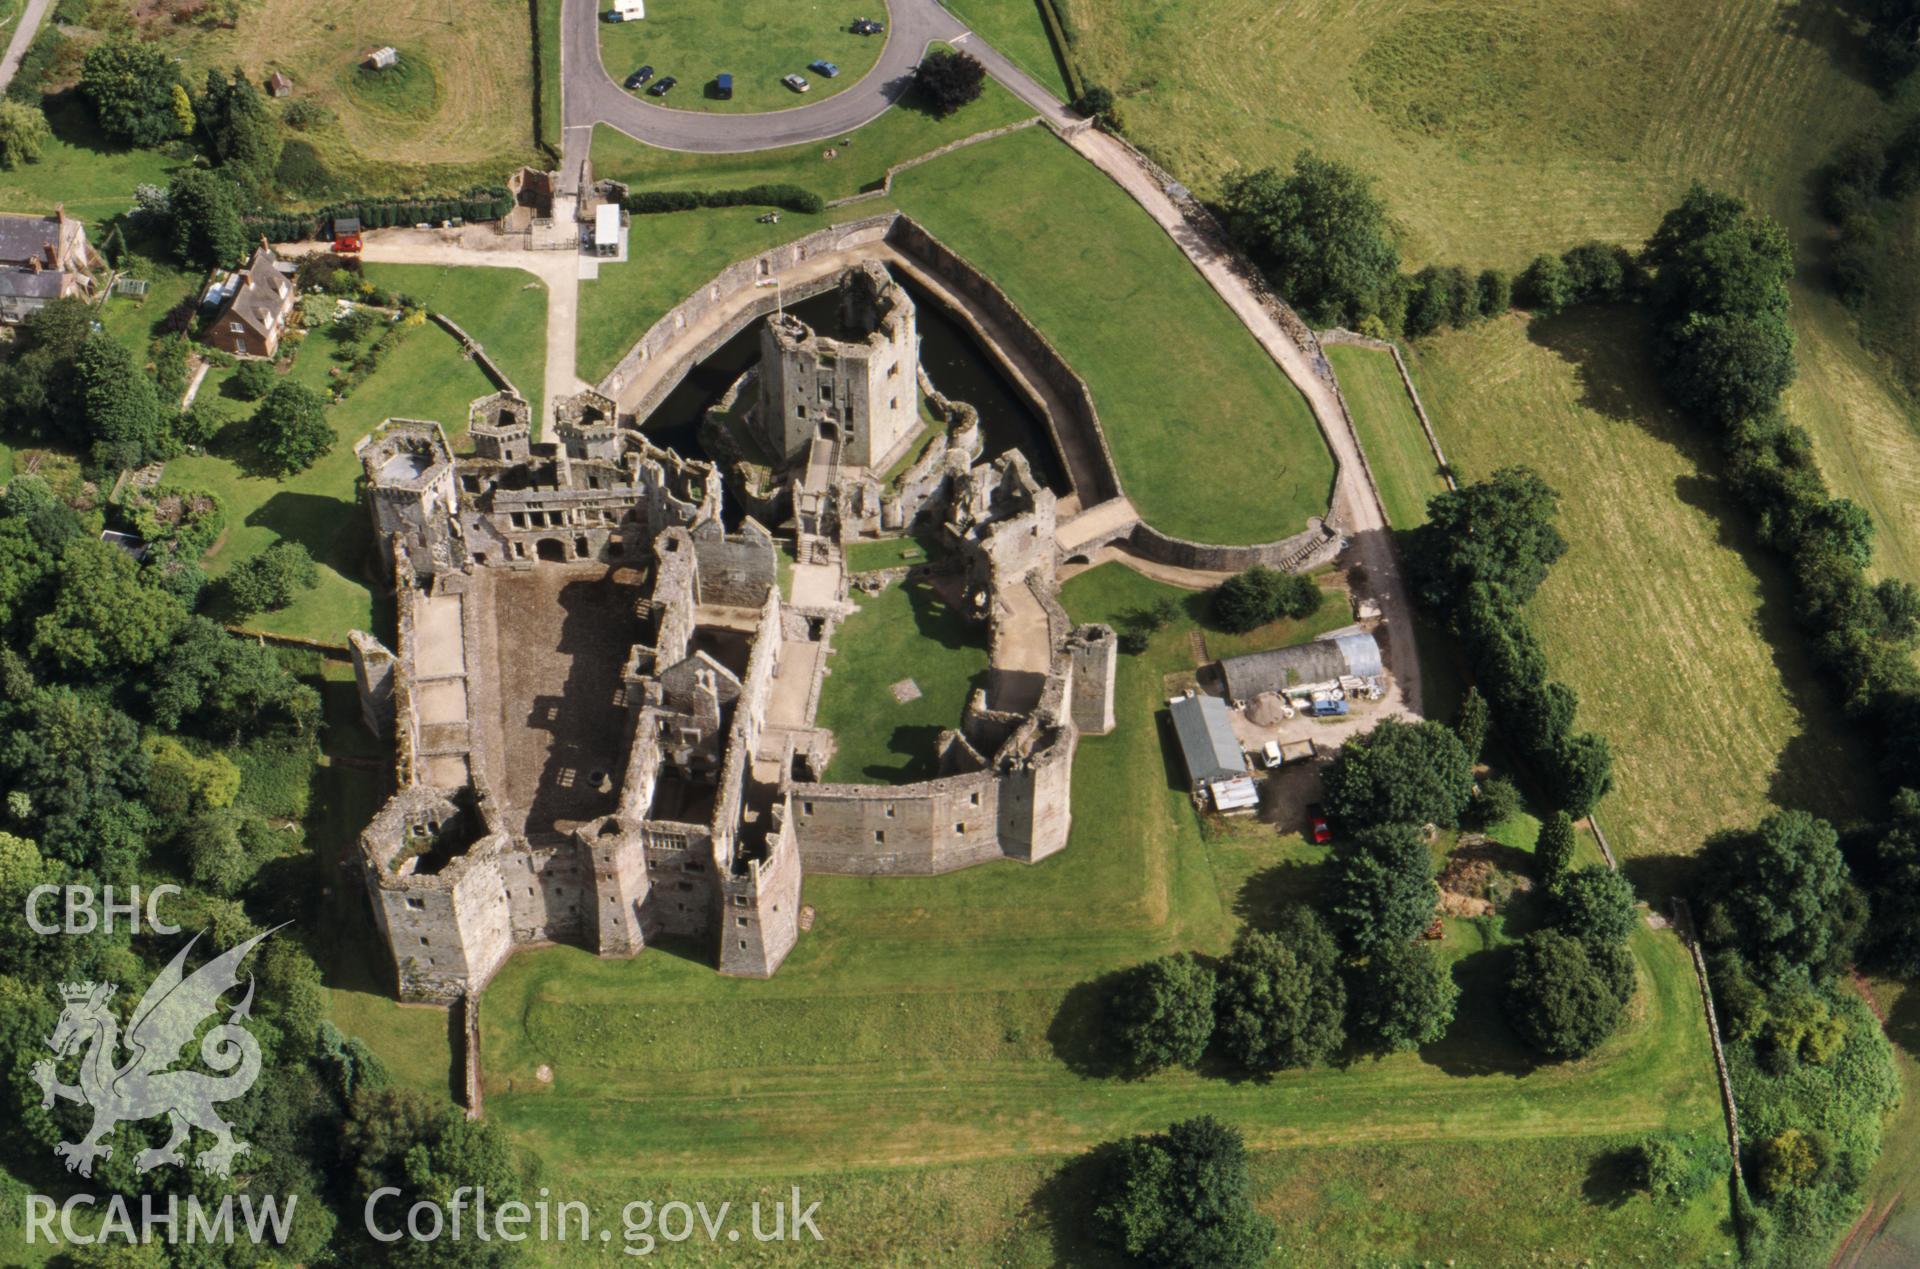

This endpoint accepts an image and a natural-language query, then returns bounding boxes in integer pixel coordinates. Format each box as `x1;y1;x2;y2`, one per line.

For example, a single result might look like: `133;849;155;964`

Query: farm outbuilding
365;47;399;69
266;71;292;97
1168;691;1247;792
1218;631;1384;705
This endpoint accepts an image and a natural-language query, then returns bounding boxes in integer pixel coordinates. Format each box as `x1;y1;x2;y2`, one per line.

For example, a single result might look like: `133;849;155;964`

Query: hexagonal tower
469;391;532;462
756;261;919;471
360;420;459;579
554;388;621;461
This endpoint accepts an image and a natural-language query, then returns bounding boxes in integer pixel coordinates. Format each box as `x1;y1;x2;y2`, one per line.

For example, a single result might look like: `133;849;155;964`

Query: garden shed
365;47;399;69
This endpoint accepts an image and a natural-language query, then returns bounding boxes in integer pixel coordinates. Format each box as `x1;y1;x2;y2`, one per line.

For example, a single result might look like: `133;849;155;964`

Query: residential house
203;244;299;359
0;208;95;323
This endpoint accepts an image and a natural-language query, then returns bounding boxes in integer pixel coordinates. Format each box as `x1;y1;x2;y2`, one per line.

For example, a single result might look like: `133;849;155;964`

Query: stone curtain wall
598;215;897;414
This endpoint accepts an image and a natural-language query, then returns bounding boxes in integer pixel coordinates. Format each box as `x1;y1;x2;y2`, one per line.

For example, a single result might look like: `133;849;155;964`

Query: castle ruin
352;290;1115;1001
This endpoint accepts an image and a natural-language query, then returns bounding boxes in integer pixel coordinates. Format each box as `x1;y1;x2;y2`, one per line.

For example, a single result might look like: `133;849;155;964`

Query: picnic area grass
361;263;550;411
479;560;1728;1264
1326;343;1447;530
943;0;1073;101
589;75;1035;202
813;576;989;783
1409;307;1874;871
164;316;496;643
890;126;1334;545
596;0;887;114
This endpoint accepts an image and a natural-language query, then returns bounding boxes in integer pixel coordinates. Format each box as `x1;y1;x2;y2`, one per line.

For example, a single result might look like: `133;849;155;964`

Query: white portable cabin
611;0;645;19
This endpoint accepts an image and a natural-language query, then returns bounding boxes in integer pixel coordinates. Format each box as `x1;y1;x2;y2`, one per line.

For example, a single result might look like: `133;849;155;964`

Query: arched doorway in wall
535;538;567;563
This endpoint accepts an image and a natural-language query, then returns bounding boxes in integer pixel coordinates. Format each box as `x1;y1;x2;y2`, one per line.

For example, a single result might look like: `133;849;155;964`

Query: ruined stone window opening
419;936;429;946
406;897;425;910
956;822;966;834
736;916;748;927
874;830;886;843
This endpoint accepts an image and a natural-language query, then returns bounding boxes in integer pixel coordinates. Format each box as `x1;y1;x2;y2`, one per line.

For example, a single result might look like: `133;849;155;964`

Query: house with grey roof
0;208;95;322
1168;691;1247;791
202;244;299;359
1217;630;1385;705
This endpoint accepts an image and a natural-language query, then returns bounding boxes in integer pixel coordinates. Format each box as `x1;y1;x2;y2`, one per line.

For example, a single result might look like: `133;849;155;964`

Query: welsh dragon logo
30;927;280;1179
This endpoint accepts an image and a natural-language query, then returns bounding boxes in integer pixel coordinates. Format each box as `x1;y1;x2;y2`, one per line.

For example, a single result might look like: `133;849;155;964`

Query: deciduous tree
1349;939;1458;1054
1320;718;1474;830
1107;953;1218;1073
1091;1116;1274;1269
1220;152;1400;327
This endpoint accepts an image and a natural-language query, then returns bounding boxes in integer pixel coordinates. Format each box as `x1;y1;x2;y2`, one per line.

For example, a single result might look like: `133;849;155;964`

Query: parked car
648;75;677;96
851;17;884;34
713;72;733;99
782;73;811;93
809;59;840;78
625;65;654;89
1308;805;1332;844
1309;697;1348;717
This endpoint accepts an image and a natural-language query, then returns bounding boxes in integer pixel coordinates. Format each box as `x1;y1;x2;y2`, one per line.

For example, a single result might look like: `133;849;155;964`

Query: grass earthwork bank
1325;343;1446;530
889;126;1334;544
480;562;1728;1262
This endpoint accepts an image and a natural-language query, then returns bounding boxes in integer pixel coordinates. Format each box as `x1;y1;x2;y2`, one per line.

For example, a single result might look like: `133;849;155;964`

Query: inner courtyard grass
480;561;1727;1261
812;577;989;783
1410;308;1873;869
1326;343;1447;529
890;126;1334;544
589;76;1036;201
596;0;887;114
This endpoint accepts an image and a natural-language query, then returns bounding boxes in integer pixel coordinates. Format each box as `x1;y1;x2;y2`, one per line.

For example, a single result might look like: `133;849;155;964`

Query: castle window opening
419;936;430;946
738;940;747;950
406;897;425;910
874;830;886;843
955;822;966;834
969;791;980;807
736;917;749;927
884;806;895;818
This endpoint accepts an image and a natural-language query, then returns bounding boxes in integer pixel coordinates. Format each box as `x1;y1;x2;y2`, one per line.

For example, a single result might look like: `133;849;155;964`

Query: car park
782;73;810;93
809;60;840;78
648;75;677;96
625;65;654;89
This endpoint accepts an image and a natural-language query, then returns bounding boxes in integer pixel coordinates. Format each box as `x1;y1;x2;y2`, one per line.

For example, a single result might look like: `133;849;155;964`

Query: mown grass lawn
1327;343;1447;530
0;97;185;224
813;577;989;783
597;0;886;114
1409;308;1873;869
890;126;1334;545
479;561;1727;1263
165;317;496;642
589;76;1035;202
361;263;550;413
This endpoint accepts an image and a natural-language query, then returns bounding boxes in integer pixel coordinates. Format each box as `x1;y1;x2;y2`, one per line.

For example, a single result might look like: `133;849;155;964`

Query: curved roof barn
1218;631;1383;704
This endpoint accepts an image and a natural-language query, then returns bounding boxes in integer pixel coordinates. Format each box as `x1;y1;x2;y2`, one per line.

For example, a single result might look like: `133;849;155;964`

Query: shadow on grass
1525;303;1877;832
1772;0;1876;92
1232;858;1324;930
1031;1145;1130;1268
1582;1145;1642;1209
246;489;367;571
1046;968;1131;1078
1886;980;1920;1054
1417;941;1543;1077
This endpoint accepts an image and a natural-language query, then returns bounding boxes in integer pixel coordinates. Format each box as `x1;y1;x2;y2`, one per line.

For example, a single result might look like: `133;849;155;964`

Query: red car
1308;805;1332;844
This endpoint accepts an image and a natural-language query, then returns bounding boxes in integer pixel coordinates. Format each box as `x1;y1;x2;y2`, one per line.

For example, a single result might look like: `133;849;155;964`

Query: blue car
808;59;840;78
